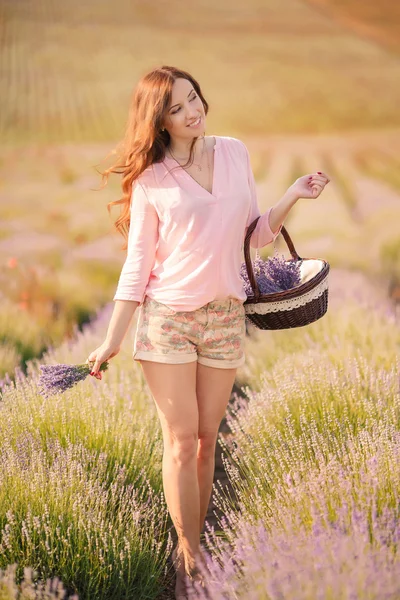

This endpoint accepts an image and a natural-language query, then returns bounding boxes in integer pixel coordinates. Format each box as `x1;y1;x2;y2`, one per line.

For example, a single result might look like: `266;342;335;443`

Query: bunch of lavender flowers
38;361;109;398
240;254;301;298
265;253;301;290
240;257;281;296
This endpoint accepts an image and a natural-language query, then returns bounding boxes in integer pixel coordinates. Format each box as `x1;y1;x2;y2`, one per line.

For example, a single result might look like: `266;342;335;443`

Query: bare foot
175;567;188;599
172;544;188;599
172;544;208;598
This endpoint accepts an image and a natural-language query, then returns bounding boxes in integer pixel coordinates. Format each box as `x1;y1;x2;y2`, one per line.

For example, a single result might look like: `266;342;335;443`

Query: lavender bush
1;290;398;598
240;253;301;297
0;304;172;600
0;435;171;600
37;361;109;398
239;298;398;386
0;563;78;599
190;495;400;599
185;340;400;598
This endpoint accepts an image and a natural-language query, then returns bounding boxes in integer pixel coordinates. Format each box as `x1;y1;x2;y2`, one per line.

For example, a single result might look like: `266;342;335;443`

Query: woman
87;65;330;598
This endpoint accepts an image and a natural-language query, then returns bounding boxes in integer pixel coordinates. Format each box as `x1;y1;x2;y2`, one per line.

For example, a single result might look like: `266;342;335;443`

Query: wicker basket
243;216;330;330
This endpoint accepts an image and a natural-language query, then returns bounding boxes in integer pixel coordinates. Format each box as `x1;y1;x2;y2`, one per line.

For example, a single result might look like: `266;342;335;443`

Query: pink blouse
113;135;282;311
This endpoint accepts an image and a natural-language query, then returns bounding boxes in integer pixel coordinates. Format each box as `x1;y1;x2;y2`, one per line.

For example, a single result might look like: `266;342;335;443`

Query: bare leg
196;363;238;536
138;359;202;576
197;440;217;537
162;432;201;571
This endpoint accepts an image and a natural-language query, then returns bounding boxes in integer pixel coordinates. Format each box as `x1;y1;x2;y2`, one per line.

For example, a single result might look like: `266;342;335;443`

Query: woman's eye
172;95;197;114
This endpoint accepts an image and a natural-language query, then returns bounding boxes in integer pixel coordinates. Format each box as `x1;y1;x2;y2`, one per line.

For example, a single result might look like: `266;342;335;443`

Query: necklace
168;136;206;172
169;136;213;194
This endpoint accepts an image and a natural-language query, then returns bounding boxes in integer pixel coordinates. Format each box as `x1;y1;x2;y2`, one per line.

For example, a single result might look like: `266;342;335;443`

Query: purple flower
264;254;301;290
37;361;109;398
240;254;301;297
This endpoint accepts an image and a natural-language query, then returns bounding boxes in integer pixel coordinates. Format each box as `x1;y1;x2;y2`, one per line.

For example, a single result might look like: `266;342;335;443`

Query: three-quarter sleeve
242;142;283;249
113;180;159;304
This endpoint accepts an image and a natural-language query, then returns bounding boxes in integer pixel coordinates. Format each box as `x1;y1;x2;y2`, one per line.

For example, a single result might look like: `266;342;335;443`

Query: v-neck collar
164;135;218;199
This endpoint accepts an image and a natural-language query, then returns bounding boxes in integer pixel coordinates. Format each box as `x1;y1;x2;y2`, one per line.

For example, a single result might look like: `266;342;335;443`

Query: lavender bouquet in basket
38;361;109;398
240;253;302;297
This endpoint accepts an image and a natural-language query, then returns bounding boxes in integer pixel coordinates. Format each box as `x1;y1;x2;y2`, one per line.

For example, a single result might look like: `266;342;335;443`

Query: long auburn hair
97;65;209;251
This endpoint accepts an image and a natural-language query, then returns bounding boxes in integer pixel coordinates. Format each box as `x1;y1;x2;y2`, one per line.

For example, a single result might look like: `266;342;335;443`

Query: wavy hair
97;65;209;251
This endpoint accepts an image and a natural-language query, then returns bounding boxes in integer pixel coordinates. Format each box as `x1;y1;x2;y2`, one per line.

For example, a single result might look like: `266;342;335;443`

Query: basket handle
244;217;302;302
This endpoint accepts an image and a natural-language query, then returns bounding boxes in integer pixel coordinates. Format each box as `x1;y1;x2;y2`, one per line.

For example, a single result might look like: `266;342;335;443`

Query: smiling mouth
187;116;201;127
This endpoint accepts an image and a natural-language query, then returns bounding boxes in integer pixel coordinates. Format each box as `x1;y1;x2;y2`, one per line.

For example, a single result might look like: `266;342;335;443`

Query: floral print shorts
133;296;246;369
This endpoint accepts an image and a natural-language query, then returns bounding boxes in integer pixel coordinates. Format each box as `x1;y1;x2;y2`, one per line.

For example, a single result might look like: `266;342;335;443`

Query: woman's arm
241;140;290;248
111;181;159;339
87;298;139;378
105;299;140;347
87;181;159;378
241;140;329;246
268;188;299;233
113;180;159;303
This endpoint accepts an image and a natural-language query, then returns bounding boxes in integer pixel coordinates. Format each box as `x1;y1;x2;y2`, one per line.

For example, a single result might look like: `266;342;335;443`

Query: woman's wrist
284;187;300;204
269;189;299;233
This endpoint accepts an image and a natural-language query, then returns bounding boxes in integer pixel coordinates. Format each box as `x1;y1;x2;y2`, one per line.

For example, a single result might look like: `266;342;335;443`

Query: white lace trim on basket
245;275;329;314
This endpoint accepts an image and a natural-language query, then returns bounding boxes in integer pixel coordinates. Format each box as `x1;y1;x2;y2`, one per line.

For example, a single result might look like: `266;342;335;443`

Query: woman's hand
288;172;331;200
85;342;120;380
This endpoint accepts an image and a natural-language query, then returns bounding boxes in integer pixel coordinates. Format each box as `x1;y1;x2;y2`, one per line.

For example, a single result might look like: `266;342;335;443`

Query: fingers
86;354;103;380
308;172;330;198
91;361;102;380
309;172;330;184
307;181;323;197
312;186;322;197
311;183;323;196
309;180;324;189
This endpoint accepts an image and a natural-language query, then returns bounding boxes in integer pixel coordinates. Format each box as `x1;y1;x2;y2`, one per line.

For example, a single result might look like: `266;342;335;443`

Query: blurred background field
1;0;400;381
0;0;400;378
1;0;400;142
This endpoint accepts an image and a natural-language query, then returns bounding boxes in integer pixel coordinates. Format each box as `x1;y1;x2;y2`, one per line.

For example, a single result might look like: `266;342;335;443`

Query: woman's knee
197;431;218;461
164;429;198;464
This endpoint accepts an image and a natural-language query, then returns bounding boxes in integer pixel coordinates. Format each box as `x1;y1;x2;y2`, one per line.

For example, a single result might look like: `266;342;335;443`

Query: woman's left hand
288;172;331;200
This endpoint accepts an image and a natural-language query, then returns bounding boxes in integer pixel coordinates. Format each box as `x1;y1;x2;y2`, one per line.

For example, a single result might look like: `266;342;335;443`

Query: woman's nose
186;106;198;118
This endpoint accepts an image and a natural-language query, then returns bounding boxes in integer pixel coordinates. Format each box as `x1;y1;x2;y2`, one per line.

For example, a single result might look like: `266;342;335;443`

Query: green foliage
380;237;400;280
216;300;400;551
0;316;172;599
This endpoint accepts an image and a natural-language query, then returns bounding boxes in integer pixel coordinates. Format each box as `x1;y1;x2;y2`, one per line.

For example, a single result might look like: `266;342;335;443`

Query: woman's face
163;77;205;141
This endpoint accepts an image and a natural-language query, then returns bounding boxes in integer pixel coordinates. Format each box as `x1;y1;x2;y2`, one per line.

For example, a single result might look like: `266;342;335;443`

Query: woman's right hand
86;342;121;380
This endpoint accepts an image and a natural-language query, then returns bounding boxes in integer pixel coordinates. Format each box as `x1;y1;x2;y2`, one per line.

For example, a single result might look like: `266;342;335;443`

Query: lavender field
0;290;399;598
1;0;400;597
